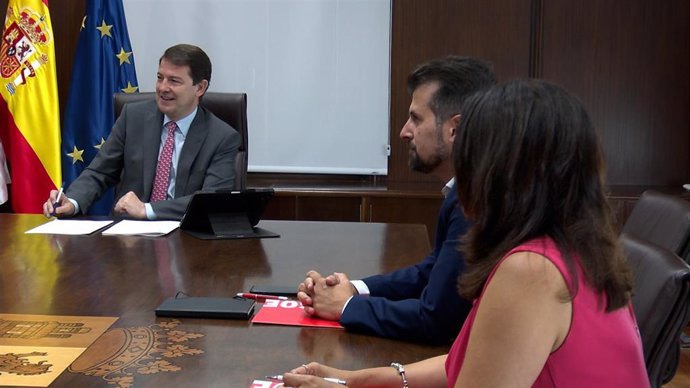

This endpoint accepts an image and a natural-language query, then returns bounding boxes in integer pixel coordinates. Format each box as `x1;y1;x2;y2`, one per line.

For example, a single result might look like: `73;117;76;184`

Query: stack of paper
101;220;180;237
25;219;113;235
25;219;180;237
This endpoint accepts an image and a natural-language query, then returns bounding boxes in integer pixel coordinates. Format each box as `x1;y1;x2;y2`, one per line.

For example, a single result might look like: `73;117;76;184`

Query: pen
266;375;347;386
237;292;288;301
51;186;64;216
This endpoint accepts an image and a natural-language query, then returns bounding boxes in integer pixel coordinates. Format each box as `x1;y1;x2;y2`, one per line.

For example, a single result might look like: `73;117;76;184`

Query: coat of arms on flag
0;7;51;95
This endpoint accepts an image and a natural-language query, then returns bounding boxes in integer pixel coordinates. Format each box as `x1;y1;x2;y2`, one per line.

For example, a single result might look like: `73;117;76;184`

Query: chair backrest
113;92;248;190
622;190;690;262
621;233;690;387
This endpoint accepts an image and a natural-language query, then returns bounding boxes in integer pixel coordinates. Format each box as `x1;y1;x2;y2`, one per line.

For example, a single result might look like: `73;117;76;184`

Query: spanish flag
0;0;60;214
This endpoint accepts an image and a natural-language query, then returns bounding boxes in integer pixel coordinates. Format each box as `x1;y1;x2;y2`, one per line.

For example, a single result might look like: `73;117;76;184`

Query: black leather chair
113;92;248;190
622;190;690;262
621;190;690;366
621;233;690;387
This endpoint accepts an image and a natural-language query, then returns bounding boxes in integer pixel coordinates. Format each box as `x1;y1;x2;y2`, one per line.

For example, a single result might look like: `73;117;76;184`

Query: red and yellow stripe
0;0;60;213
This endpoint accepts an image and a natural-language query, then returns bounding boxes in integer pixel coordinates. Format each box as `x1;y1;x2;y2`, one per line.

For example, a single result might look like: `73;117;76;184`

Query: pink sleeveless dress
445;237;649;387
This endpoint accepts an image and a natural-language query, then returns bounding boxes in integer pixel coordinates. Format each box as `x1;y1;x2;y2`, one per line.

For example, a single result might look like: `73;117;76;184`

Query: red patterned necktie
151;121;177;202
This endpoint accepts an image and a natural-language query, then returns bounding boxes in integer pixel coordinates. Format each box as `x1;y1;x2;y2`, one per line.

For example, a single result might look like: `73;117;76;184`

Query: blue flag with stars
61;0;138;215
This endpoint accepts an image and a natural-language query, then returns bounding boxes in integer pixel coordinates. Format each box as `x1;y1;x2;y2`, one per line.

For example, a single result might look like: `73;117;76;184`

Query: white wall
124;0;391;175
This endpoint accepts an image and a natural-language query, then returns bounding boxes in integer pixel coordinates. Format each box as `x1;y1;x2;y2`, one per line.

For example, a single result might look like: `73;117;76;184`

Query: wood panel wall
389;0;690;188
539;0;690;186
0;0;687;199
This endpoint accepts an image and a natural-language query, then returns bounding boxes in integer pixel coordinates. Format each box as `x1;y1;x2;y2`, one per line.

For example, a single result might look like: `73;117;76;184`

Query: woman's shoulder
502;236;570;277
506;236;560;257
494;249;566;290
487;236;572;300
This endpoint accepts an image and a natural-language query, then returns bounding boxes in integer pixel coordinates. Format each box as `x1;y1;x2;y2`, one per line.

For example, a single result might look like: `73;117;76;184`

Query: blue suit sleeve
339;190;472;344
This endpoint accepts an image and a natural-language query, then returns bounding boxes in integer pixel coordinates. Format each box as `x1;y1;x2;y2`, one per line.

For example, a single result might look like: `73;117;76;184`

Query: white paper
101;220;180;237
25;219;114;235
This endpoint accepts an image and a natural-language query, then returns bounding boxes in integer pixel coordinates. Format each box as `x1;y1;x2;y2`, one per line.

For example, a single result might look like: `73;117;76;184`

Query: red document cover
251;299;344;328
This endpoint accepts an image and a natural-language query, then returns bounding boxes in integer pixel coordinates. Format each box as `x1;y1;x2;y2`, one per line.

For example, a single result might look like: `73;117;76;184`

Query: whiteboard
123;0;391;175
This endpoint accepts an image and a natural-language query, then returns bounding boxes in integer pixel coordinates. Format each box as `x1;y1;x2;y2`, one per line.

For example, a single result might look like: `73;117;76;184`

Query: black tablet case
249;285;298;297
155;297;256;319
180;189;279;240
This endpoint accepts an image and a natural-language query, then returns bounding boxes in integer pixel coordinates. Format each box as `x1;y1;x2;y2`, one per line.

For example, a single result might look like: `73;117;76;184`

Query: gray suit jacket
66;100;240;220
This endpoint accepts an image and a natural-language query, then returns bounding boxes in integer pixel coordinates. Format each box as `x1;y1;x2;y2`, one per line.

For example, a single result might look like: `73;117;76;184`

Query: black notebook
249;285;298;298
155;296;256;320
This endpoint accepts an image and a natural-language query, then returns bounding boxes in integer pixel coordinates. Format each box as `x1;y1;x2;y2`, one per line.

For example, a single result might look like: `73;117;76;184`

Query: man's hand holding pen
43;187;75;218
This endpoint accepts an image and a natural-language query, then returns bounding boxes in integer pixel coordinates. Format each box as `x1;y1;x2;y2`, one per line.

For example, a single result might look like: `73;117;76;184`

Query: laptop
180;188;279;240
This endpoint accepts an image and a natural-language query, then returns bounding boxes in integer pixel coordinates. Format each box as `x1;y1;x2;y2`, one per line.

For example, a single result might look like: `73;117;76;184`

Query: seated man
298;56;496;344
43;44;239;220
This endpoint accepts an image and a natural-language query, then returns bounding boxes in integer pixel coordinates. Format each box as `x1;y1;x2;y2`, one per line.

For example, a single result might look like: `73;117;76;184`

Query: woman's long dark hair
453;79;632;311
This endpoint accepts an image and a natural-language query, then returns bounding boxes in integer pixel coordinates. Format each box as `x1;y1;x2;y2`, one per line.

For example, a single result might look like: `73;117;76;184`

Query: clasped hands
297;270;356;321
43;190;147;219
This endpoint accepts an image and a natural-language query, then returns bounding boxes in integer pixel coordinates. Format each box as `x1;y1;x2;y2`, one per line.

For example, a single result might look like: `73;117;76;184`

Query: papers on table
25;219;113;235
102;220;179;237
25;219;180;237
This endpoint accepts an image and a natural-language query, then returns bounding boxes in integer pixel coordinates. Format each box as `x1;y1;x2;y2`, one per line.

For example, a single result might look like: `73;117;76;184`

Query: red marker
237;292;288;301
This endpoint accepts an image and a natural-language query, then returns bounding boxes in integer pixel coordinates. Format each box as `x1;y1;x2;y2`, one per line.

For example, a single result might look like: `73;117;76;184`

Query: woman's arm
283;355;448;388
455;251;572;388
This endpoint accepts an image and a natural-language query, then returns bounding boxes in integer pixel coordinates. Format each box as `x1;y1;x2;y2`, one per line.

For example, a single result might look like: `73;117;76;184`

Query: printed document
25;219;113;235
102;220;180;237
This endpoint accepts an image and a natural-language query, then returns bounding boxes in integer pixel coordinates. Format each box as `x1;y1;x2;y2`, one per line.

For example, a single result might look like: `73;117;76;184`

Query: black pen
266;375;347;385
51;186;64;217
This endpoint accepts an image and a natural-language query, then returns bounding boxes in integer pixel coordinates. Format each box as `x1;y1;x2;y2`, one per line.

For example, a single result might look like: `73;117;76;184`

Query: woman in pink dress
281;79;649;388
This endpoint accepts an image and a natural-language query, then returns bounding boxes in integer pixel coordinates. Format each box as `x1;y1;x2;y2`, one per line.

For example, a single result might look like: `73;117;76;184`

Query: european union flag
61;0;138;215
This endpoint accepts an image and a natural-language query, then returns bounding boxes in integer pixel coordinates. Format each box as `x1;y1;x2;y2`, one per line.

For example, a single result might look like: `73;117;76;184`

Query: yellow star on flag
67;145;84;164
121;82;138;94
96;20;113;38
94;138;106;150
116;48;132;65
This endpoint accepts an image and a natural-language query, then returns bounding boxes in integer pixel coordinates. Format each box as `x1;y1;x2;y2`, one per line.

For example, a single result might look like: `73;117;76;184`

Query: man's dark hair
407;56;496;126
160;44;212;89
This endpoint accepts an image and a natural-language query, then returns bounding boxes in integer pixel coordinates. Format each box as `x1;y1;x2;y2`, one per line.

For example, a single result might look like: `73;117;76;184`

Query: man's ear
195;79;209;96
448;114;461;140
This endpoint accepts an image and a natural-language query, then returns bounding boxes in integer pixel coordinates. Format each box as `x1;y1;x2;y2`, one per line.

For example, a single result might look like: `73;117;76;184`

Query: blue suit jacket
340;184;472;344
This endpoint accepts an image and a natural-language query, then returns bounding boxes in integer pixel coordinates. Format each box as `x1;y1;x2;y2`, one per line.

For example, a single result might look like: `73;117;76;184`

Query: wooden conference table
0;214;449;387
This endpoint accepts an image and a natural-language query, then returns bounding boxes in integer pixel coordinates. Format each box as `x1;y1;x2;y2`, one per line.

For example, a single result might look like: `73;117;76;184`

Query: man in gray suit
43;44;239;220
